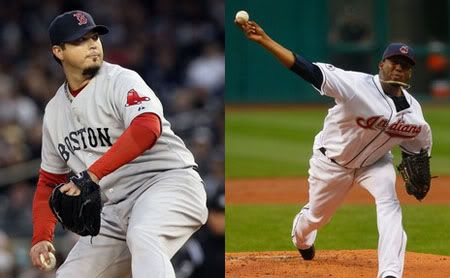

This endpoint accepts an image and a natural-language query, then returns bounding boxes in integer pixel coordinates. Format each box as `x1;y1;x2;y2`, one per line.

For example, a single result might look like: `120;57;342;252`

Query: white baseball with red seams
41;62;208;277
292;63;432;278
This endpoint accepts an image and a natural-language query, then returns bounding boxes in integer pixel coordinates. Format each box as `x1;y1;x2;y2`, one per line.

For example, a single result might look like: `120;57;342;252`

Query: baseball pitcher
236;19;432;278
29;10;208;277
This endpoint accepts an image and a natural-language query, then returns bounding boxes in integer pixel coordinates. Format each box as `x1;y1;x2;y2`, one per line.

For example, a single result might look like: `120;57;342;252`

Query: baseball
235;10;249;25
39;252;56;271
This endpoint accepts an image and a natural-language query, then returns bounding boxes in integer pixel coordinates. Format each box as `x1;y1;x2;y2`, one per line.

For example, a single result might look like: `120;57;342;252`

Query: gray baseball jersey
41;61;196;203
42;61;208;277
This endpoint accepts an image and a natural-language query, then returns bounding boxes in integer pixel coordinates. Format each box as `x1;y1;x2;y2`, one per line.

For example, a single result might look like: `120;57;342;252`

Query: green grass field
226;106;450;178
226;204;450;255
226;106;450;255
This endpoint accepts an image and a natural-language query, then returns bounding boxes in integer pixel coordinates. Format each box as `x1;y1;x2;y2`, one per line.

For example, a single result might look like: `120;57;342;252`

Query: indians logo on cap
73;12;88;25
400;45;409;54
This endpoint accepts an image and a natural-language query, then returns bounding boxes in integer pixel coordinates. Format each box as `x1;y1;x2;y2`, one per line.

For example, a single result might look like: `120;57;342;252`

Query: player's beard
82;65;101;79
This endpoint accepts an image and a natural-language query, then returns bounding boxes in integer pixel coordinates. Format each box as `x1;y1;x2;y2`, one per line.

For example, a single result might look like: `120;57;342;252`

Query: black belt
319;147;339;165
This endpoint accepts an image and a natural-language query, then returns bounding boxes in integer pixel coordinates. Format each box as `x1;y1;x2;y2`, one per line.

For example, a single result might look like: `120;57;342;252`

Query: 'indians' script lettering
356;116;421;138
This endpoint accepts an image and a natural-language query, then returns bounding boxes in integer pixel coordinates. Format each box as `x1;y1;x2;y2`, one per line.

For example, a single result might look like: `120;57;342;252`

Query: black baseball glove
49;171;102;236
397;149;432;201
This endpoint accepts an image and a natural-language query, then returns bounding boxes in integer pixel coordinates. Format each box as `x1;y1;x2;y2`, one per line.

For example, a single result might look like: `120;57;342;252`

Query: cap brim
61;25;109;44
91;25;109;35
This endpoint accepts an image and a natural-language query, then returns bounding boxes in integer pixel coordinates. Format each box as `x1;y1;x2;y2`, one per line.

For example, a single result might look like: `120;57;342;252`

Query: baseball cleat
291;211;317;260
298;244;315;260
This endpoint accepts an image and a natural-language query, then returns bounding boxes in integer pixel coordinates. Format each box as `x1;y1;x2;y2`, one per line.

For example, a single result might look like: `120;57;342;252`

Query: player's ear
378;60;384;70
52;45;64;61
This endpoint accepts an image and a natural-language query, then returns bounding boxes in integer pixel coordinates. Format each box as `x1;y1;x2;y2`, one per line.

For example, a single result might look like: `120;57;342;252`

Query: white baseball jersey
293;62;432;277
311;63;432;169
41;61;197;203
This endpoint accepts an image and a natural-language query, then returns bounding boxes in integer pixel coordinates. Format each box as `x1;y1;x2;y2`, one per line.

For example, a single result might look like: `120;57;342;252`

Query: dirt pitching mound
226;250;450;277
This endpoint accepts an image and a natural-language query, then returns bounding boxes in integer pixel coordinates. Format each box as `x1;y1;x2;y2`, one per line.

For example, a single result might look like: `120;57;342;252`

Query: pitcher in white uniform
236;20;431;278
29;10;208;277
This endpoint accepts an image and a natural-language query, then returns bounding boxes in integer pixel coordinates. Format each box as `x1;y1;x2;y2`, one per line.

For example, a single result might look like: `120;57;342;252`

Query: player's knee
127;226;164;253
126;226;176;277
126;226;152;246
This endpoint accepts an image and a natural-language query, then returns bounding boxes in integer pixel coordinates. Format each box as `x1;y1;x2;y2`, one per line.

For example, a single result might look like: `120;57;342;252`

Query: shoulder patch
125;89;150;107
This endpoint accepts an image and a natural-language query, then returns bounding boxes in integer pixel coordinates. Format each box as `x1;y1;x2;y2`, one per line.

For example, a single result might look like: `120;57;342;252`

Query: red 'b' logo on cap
73;12;88;25
400;45;409;54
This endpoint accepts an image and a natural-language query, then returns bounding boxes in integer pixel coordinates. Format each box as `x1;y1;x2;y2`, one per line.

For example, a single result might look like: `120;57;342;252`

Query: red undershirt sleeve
88;112;161;180
32;169;68;246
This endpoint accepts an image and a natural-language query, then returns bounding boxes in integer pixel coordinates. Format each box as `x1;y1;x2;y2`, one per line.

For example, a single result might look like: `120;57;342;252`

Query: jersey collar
64;82;75;103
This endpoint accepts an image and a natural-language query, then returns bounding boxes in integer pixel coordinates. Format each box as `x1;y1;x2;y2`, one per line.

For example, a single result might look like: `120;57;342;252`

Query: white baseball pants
293;149;406;278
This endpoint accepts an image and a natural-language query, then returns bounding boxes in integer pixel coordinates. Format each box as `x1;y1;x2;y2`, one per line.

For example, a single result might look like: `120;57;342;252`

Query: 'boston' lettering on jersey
356;115;421;139
57;127;112;161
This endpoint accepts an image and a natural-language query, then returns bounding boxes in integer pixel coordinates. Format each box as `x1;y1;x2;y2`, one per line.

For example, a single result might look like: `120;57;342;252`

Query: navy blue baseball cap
382;43;416;66
49;10;109;45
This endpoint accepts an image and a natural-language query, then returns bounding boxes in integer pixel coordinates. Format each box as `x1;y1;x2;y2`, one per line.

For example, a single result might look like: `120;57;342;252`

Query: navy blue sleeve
289;52;323;90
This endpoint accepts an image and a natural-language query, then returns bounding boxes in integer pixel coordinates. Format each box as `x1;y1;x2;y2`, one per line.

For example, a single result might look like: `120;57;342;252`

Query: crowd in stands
0;0;224;277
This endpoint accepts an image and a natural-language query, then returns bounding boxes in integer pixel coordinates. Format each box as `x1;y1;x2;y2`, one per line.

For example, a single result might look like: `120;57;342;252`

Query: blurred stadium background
227;0;450;103
0;0;224;277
